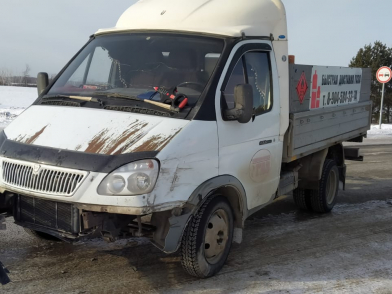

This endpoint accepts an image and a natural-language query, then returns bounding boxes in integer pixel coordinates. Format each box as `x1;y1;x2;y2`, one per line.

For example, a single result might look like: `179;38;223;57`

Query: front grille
18;195;79;233
2;159;88;196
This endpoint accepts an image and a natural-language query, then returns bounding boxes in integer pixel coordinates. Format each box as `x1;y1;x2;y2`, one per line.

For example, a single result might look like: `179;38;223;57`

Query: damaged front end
11;193;192;253
81;206;193;253
11;194;150;243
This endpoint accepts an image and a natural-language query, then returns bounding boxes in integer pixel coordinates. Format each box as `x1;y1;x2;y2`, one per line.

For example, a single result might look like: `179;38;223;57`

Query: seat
128;50;165;88
160;49;207;88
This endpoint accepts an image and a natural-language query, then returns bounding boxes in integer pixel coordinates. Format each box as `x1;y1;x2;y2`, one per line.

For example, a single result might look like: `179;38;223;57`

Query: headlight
97;159;159;196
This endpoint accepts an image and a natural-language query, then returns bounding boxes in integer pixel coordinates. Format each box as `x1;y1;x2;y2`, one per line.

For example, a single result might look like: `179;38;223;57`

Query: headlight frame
97;159;160;196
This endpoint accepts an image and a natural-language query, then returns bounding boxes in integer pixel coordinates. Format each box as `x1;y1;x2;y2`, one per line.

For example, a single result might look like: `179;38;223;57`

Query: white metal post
379;83;385;129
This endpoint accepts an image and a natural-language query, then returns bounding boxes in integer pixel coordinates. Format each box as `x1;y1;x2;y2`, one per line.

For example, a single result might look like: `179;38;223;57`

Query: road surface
1;143;392;294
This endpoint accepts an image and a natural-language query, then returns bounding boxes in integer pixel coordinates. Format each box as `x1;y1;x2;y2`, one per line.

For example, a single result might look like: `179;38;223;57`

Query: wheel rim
326;169;338;205
204;209;229;264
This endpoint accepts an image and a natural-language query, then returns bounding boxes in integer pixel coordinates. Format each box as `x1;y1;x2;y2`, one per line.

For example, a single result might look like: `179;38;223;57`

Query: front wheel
181;195;234;278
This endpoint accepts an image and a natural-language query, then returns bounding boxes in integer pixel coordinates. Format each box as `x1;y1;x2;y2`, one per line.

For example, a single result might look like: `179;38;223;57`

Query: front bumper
0;157;192;252
0;157;182;215
12;193;192;253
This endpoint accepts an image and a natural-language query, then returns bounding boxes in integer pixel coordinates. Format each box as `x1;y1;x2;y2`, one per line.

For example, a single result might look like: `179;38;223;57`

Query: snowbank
0;86;37;127
367;124;392;138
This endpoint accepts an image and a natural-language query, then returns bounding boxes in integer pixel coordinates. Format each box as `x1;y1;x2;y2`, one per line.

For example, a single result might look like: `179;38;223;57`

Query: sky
1;0;391;77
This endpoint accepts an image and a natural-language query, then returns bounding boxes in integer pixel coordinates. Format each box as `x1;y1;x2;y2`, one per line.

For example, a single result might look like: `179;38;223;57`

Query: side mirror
223;84;253;123
37;72;49;96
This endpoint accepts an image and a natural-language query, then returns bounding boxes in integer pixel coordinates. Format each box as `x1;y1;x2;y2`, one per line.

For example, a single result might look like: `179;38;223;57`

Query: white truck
0;0;371;278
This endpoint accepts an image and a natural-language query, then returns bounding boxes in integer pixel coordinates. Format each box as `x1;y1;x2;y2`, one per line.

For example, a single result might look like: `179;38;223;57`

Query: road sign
376;66;392;84
377;66;392;129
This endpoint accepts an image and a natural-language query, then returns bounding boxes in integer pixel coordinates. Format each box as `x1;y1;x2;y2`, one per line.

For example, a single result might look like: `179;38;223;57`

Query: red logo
296;72;308;104
311;71;321;109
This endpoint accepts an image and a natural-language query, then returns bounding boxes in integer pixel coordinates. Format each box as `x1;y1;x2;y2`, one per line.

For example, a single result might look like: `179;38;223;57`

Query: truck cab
0;0;371;278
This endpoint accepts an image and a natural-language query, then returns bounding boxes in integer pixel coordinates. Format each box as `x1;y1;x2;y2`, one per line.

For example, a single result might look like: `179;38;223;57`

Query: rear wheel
24;228;60;241
310;159;339;213
181;195;234;278
293;188;312;211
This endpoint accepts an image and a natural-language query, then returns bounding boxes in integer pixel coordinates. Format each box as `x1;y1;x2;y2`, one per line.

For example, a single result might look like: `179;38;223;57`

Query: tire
24;228;60;241
310;159;339;213
181;195;234;278
293;188;312;211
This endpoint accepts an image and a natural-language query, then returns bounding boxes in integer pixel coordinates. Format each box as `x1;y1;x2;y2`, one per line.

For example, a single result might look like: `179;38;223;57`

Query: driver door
216;41;283;210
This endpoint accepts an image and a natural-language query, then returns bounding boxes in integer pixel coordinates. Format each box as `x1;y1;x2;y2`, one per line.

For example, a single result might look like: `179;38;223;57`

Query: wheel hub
204;209;229;264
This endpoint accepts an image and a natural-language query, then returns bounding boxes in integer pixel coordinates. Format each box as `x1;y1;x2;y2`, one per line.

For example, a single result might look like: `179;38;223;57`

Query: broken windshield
48;33;224;115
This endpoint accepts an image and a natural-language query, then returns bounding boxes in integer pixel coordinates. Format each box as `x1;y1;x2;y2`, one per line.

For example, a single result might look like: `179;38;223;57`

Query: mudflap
163;212;192;253
338;164;347;191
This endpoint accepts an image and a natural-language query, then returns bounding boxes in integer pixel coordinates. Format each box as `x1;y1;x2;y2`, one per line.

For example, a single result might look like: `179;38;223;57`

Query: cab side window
223;51;273;116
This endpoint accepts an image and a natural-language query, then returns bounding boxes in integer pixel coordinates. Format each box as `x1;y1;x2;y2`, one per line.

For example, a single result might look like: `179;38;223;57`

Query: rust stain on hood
4;105;190;155
108;122;149;155
84;128;110;154
85;120;149;155
17;125;49;145
132;130;181;153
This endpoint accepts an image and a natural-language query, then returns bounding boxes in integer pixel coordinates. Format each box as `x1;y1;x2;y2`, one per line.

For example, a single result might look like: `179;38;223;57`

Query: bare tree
0;68;13;86
22;64;31;86
23;64;31;78
0;69;6;86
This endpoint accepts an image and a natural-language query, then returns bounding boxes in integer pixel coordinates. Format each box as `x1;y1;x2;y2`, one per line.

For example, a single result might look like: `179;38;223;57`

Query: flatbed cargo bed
283;65;372;162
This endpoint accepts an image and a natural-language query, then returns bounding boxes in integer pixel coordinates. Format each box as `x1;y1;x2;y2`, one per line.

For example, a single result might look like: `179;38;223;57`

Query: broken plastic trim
15;221;80;243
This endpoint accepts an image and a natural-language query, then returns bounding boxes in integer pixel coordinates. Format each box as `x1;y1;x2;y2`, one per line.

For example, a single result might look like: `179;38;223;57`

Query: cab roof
96;0;288;39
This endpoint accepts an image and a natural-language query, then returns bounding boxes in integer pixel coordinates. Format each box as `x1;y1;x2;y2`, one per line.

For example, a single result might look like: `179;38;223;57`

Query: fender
160;175;248;253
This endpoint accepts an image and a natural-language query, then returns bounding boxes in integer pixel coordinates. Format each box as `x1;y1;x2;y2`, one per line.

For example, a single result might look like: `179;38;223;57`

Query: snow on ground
0;86;37;128
367;124;392;138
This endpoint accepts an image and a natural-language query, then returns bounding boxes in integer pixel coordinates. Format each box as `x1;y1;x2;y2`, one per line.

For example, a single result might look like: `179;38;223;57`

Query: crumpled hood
4;105;189;155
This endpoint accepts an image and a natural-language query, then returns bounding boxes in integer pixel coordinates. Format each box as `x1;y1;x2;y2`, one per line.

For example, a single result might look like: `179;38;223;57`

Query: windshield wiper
144;100;174;111
43;95;102;104
44;94;178;112
92;92;141;101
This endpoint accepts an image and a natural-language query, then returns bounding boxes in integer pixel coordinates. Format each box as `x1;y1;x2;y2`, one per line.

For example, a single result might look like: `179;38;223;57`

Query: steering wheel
177;82;205;92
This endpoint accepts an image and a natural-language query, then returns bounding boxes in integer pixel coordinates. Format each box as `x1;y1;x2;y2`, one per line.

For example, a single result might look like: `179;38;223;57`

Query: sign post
376;67;392;129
